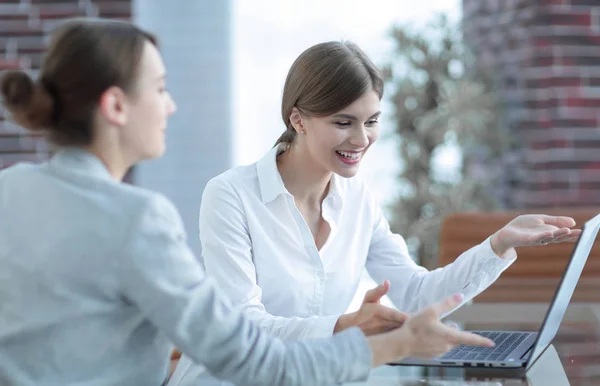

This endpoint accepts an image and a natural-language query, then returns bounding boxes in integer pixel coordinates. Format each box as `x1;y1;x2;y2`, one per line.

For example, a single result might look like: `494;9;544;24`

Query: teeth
337;151;360;160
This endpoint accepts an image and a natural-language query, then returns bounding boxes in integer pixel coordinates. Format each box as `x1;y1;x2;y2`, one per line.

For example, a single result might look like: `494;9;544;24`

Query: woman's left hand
490;214;582;258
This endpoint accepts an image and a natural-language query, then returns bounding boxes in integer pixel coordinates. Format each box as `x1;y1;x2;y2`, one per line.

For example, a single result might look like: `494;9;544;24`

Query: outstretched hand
392;293;495;359
490;214;581;257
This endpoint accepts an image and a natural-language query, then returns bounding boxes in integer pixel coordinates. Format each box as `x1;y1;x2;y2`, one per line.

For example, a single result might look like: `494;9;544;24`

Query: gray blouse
0;149;371;386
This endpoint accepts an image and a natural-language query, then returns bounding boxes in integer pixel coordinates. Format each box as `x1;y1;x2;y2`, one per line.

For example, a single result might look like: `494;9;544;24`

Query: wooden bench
438;208;600;303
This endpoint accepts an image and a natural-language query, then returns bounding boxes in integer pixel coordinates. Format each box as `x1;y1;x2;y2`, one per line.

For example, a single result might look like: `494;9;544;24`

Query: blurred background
2;0;600;311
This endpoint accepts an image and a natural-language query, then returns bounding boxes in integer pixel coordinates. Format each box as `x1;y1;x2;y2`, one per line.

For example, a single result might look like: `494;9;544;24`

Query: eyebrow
331;111;381;120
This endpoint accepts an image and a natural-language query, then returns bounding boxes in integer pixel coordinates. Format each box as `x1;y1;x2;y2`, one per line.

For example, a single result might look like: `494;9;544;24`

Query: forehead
332;90;380;116
137;41;165;80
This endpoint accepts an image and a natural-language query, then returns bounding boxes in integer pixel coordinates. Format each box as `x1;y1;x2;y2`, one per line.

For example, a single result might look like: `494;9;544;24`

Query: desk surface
346;302;600;386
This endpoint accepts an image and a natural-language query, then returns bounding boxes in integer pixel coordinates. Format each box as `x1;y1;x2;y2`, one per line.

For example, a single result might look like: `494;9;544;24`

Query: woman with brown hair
0;19;495;386
172;41;580;384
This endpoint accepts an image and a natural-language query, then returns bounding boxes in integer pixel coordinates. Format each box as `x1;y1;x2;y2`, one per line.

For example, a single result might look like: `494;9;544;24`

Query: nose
167;92;177;115
349;125;369;148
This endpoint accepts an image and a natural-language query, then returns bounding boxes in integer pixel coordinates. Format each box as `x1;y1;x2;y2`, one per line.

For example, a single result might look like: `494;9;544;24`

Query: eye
334;121;352;127
366;119;379;126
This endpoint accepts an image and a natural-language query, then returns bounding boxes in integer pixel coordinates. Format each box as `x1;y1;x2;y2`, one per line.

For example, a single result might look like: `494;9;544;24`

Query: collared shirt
198;145;515;339
0;149;371;386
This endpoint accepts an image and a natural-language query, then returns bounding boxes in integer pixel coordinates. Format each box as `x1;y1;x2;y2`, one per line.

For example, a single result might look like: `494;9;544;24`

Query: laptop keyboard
439;331;532;362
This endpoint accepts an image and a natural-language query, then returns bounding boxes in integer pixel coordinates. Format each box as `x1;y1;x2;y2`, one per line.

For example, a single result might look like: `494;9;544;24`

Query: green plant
381;15;519;269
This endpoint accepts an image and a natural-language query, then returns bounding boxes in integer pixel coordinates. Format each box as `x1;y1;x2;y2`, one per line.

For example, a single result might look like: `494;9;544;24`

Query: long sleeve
199;178;340;340
365;193;515;316
118;193;370;385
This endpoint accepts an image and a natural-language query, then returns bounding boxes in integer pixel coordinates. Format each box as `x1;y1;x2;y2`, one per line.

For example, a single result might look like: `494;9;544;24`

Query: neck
277;143;332;205
83;142;133;181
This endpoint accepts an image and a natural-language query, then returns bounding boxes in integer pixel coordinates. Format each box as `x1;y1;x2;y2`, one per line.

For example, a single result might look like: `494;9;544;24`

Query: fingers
429;293;464;317
443;327;495;347
363;280;390;304
539;215;576;228
534;231;554;245
539;228;582;245
552;229;582;243
378;306;409;324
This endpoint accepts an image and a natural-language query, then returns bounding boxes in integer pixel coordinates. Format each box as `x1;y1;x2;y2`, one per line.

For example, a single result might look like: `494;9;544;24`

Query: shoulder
119;185;181;225
0;161;41;181
203;163;259;202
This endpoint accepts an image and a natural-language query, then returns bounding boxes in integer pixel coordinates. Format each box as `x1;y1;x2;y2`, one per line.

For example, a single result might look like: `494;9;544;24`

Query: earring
300;130;306;135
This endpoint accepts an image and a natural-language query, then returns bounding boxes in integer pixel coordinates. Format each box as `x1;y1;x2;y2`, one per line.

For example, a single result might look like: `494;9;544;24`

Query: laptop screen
526;213;600;369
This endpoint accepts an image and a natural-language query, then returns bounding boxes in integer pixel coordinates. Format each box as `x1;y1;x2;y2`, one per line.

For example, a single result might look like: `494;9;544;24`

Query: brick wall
0;0;132;170
463;0;600;208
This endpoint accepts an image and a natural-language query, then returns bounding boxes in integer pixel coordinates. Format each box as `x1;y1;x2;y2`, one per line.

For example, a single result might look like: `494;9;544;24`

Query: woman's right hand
334;280;408;336
367;294;495;366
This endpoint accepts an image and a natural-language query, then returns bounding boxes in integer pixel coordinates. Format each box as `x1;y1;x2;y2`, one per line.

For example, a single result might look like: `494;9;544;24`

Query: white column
133;0;233;257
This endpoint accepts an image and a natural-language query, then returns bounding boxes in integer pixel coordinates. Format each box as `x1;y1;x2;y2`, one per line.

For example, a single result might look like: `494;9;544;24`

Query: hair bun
1;71;35;107
0;70;54;131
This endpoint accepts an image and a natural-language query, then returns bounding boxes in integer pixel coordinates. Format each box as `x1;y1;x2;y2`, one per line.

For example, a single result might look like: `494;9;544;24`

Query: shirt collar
256;144;289;204
49;147;114;181
256;143;345;205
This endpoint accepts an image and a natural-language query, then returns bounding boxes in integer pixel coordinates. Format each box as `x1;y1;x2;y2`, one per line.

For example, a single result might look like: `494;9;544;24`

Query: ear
98;86;129;127
289;107;305;134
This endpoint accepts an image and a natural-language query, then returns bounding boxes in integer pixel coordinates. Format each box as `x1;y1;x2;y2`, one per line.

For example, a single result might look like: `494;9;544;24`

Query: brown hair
275;41;384;146
0;18;157;147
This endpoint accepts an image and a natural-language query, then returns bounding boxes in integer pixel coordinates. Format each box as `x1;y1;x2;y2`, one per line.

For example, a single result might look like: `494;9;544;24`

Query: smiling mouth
335;150;363;166
335;150;361;161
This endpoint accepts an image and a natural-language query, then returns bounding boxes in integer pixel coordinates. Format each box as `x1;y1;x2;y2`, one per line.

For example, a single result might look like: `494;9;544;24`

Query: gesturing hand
490;214;581;257
334;280;408;336
393;293;494;359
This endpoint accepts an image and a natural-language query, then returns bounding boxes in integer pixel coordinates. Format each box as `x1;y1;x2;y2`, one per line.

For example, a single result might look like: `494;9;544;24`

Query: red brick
95;1;131;19
526;76;583;88
539;0;566;5
537;10;593;27
554;118;598;127
530;56;556;67
532;160;595;171
523;181;573;191
0;58;23;70
531;139;572;149
579;181;600;190
0;36;46;51
561;55;600;66
525;98;560;109
0;21;44;38
564;97;600;107
0;14;29;21
570;0;600;6
573;139;600;149
552;34;600;47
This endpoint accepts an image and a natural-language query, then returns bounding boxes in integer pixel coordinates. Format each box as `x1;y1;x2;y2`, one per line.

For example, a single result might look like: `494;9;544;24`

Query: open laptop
394;213;600;370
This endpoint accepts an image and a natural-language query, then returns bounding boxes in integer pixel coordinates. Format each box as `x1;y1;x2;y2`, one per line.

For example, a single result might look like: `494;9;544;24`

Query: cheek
368;127;380;145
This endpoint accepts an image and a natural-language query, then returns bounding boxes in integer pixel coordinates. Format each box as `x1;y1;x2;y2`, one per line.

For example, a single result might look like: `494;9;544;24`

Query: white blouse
169;145;516;385
199;145;515;340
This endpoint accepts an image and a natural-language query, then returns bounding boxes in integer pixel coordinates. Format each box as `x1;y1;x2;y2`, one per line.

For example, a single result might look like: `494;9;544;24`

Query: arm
365;192;514;316
199;178;339;339
119;193;371;386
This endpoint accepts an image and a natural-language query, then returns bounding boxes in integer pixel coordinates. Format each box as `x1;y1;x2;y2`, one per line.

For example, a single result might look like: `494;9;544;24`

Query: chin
334;167;360;179
140;146;166;161
152;147;166;159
